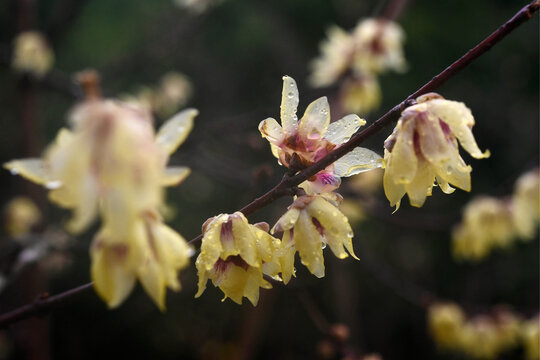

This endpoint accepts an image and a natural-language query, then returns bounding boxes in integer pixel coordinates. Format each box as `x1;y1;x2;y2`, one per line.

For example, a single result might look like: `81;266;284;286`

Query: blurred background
0;0;538;359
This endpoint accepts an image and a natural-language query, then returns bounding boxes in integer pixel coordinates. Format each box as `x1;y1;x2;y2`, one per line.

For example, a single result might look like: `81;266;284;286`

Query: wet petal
258;117;285;146
301;171;341;194
156;108;197;156
417;114;456;167
161;166;191;186
323;114;365;145
298;97;330;141
279;231;296;284
384;119;418;184
197;216;225;271
272;208;300;233
280;76;299;134
435;153;472;192
293;211;325;278
4;158;51;185
404;160;436;207
436;176;455;194
232;215;259;267
334;147;382;177
383;164;406;209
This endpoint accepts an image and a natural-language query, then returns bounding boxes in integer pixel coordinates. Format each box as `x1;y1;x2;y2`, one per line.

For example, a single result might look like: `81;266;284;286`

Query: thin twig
0;0;538;329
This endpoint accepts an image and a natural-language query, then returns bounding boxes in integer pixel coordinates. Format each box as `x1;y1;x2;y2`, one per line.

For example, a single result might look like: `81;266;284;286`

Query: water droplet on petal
45;180;62;190
10;168;19;175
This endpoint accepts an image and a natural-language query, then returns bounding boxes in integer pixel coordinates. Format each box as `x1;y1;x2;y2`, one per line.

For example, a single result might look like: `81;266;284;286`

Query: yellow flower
259;76;382;194
12;31;54;77
339;76;382;115
3;196;41;238
91;210;191;310
5;102;196;234
271;194;357;283
512;168;539;239
309;26;356;88
428;302;466;351
383;93;489;209
351;18;407;75
195;212;281;305
452;196;515;261
522;316;540;360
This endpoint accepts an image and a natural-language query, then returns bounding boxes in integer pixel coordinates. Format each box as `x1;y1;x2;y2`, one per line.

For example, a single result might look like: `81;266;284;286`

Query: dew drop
9;168;19;175
45;180;62;190
287;92;294;99
321;243;327;249
347;231;354;238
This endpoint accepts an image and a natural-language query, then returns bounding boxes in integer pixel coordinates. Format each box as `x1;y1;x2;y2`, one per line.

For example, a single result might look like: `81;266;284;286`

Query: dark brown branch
0;0;538;329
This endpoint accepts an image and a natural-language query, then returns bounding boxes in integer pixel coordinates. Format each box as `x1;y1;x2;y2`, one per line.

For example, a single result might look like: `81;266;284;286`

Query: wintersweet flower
428;302;465;351
339;75;382;115
522;316;540;360
271;194;357;283
351;18;407;75
383;93;490;209
4;100;197;234
452;196;515;261
309;26;356;88
91;210;191;310
512;168;539;239
259;76;382;194
195;212;282;306
3;197;41;238
12;31;54;77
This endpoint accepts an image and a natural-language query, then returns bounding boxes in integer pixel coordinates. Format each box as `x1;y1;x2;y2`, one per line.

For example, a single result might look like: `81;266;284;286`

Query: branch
0;0;538;329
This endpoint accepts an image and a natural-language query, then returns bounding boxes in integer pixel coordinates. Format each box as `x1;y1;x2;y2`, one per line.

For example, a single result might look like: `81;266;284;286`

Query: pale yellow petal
383;163;406;208
197;216;225;271
293;211;325;278
216;264;249;305
160;166;191;187
384;119;418;184
435;153;472;191
258;117;285;146
279;231;296;284
404;160;435;207
323;114;365;145
231;215;259;267
155;108;197;156
4;158;52;186
272;208;300;233
298;97;330;141
138;259;167;311
334;147;382;177
417;114;456;166
436;176;455;194
280;76;299;134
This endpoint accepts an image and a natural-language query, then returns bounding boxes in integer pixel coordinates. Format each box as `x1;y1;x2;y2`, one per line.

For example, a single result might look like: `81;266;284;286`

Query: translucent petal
258;117;285;146
298;97;330;141
280;76;299;134
91;245;136;309
302;171;341;194
156;108;197;156
232;216;259;267
161;166;191;187
138;259;167;311
384;119;418;184
436;176;455;194
65;175;99;234
434;153;472;191
323;114;365;145
216;264;248;304
279;231;296;284
4;158;51;185
293;211;325;278
417;114;457;167
404;160;435;207
309;197;358;260
334;147;382;177
197;216;225;271
272;208;300;233
383;166;406;209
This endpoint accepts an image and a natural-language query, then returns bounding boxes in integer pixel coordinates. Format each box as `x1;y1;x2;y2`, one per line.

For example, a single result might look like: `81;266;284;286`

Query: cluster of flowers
309;18;406;114
12;31;54;77
382;93;490;209
123;72;193;118
428;302;539;360
195;76;383;304
5;72;196;310
452;168;539;261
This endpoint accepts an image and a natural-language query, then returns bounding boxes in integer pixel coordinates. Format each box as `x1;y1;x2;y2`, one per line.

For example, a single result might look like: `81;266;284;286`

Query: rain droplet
347;231;354;238
9;168;19;175
321;243;327;249
45;180;62;190
287;92;294;99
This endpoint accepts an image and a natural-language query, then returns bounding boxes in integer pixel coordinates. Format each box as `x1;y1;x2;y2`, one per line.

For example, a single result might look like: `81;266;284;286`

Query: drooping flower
195;212;282;305
351;18;407;76
12;31;54;77
4;74;197;309
271;194;357;283
339;75;381;115
91;210;191;310
309;26;356;88
383;93;490;209
512;168;539;239
259;76;382;194
428;302;466;351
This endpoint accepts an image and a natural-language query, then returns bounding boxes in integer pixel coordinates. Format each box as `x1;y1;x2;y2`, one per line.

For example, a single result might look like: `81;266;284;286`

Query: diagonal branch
0;0;538;329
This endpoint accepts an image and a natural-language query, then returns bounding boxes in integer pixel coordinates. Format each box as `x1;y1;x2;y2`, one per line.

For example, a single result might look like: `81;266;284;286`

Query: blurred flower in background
11;31;54;77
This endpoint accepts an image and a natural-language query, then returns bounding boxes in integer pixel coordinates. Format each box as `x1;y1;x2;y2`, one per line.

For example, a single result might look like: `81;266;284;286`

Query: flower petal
323;114;365;145
232;215;259;267
197;216;225;271
334;147;382;177
4;158;51;186
258;117;285;146
161;166;191;187
293;211;325;278
272;208;300;233
404;160;435;207
298;97;330;141
280;76;299;134
279;231;296;284
383;118;418;184
155;108;197;156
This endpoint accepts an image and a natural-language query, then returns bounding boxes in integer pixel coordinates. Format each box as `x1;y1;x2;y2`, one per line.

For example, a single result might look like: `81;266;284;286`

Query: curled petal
272;208;300;233
156;108;197;156
258;117;285;146
436;176;455;194
298;97;330;141
323;114;365;145
334;147;382;177
280;76;299;135
161;166;191;187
